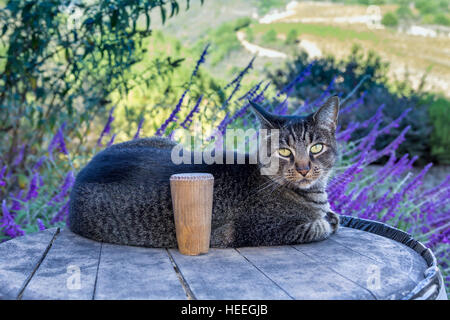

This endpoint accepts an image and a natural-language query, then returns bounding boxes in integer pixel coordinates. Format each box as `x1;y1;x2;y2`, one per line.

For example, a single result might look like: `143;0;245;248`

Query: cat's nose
296;166;310;177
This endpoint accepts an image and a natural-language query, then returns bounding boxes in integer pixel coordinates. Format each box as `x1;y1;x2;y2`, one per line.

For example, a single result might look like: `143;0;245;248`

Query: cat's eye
310;143;323;154
278;148;292;157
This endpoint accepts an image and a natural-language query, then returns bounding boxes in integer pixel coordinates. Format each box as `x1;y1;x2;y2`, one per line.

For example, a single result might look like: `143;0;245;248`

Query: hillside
155;0;449;96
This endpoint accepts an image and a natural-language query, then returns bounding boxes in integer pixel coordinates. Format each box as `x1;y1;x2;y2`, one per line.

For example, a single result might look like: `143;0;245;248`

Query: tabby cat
68;96;341;247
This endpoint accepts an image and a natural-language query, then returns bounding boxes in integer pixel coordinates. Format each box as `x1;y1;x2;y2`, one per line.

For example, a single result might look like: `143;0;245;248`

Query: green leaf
111;9;119;28
145;11;150;31
160;4;166;24
1;24;7;36
170;1;179;17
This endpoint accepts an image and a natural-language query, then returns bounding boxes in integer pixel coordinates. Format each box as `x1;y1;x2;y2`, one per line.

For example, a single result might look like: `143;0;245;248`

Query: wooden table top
0;226;434;300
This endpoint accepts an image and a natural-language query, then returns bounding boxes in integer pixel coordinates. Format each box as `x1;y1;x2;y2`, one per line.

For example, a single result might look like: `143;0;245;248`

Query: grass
253;22;380;42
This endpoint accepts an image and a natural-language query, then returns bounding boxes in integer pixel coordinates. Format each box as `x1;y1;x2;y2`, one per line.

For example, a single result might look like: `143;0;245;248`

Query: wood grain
170;173;214;256
0;226;440;300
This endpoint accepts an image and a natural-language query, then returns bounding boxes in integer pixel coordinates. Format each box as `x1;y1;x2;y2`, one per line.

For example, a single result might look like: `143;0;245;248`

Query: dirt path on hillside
236;31;323;59
236;31;287;59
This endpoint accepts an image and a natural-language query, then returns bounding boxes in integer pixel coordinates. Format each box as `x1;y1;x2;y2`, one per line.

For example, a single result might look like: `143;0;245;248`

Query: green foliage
233;17;252;31
396;5;414;19
428;96;450;164
285;29;298;45
255;0;289;15
330;0;450;26
433;13;450;26
381;12;399;27
0;0;190;198
245;27;255;42
415;0;439;15
409;0;449;26
262;28;277;43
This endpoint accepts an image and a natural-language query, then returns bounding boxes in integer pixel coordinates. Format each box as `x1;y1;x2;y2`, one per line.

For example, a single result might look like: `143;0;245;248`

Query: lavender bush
1;50;448;295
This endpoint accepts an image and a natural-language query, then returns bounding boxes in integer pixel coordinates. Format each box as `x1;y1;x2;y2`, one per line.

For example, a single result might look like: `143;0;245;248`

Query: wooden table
0;224;446;300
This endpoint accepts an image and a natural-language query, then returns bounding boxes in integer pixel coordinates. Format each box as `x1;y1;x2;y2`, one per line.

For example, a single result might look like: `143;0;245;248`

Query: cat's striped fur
68;96;340;247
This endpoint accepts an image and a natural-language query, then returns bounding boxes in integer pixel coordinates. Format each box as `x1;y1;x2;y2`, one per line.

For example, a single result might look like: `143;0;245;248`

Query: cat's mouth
294;177;315;187
282;169;321;188
284;175;316;188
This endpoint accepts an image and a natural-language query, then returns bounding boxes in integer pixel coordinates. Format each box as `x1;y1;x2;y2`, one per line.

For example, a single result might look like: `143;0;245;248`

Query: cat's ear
313;96;340;131
248;100;277;129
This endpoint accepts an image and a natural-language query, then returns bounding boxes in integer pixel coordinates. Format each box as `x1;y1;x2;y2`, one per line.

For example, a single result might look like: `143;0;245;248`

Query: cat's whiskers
255;176;285;195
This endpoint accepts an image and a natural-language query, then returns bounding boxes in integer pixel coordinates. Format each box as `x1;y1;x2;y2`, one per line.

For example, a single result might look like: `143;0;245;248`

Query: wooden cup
170;173;214;256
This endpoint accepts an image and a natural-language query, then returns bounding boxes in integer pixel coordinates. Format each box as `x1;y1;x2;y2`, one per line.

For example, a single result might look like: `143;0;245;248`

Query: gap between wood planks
16;228;61;300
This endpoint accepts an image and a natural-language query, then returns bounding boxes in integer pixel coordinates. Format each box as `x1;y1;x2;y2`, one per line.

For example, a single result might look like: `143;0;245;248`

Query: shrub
256;0;289;15
396;5;414;19
245;27;255;42
285;29;299;45
233;17;252;31
262;29;277;43
381;12;399;27
428;96;450;164
415;0;439;15
433;13;450;26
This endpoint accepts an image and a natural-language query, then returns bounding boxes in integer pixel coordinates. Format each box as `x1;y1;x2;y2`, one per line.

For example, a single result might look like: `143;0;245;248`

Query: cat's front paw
325;211;339;234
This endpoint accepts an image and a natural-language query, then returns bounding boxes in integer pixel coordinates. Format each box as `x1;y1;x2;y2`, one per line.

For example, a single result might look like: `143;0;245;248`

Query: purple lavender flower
33;156;46;171
427;226;450;248
340;91;367;115
191;44;210;80
277;61;314;98
238;81;263;102
24;172;40;201
366;126;410;163
48;122;68;159
107;133;117;147
97;107;115;146
13;144;26;166
213;81;272;138
37;219;46;231
155;46;211;136
50;200;70;224
379;108;411;135
419;175;450;200
224;57;255;90
48;171;75;205
336;122;360;142
180;95;203;129
327;153;366;203
401;163;433;196
222;60;259;110
216;112;231;136
133;118;144;140
155;89;189;136
360;104;385;128
274;98;288;115
0;200;25;238
0;165;6;187
10;190;23;212
1;200;9;219
296;78;340;116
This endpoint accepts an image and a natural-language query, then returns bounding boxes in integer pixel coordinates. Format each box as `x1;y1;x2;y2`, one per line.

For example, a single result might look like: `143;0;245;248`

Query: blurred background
0;0;449;293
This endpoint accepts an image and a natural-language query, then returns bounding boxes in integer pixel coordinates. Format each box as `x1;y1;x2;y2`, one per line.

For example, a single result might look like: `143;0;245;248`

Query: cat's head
250;96;339;190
